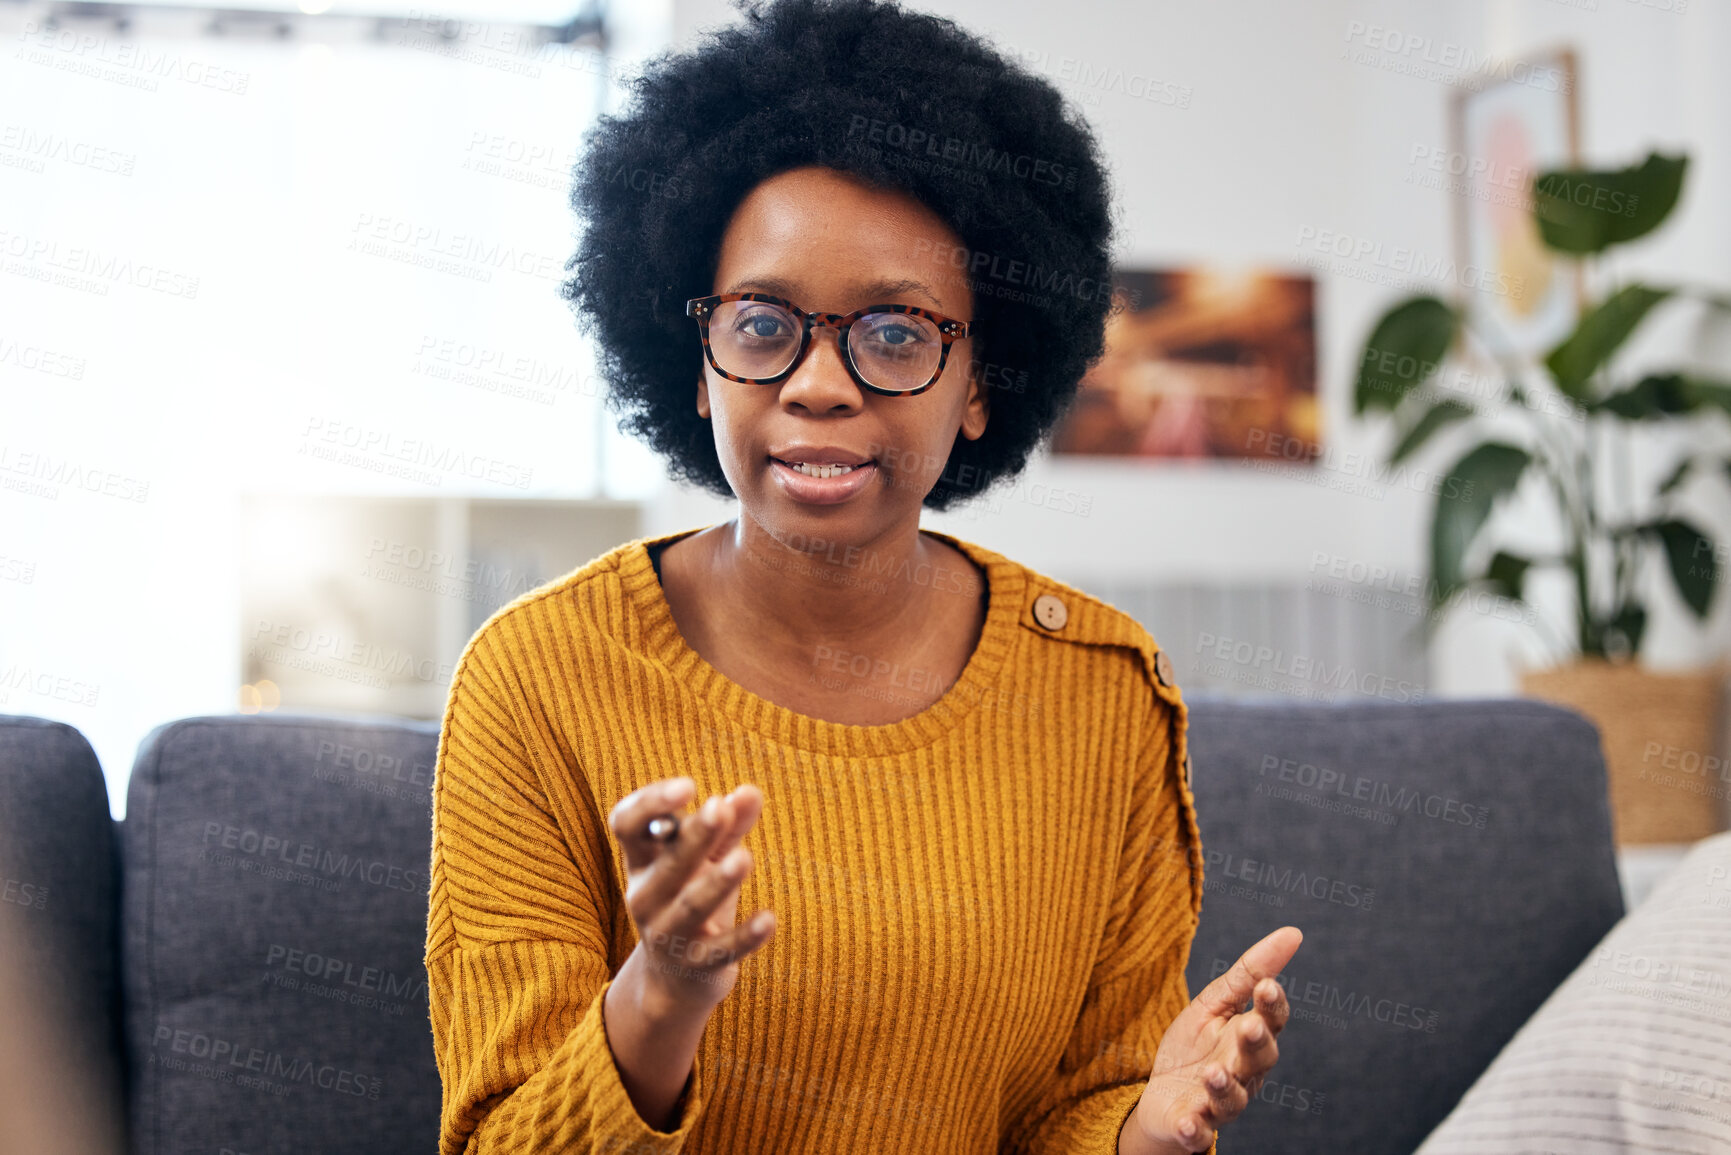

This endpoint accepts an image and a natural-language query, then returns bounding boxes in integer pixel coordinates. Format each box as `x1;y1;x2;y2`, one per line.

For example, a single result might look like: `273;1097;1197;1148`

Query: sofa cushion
1183;696;1625;1155
121;714;440;1155
1414;829;1731;1153
0;713;127;1150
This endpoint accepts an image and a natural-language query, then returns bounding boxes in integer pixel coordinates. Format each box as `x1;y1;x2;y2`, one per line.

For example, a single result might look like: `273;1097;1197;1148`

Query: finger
610;777;695;870
702;784;765;864
652;844;757;944
1193;925;1303;1019
1170;1103;1216;1154
1222;1010;1279;1085
679;905;777;969
632;792;734;915
1199;1062;1251;1125
1253;975;1291;1036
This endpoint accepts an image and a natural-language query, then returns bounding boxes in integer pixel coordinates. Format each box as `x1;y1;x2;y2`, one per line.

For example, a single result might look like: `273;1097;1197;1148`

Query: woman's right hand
607;776;776;1014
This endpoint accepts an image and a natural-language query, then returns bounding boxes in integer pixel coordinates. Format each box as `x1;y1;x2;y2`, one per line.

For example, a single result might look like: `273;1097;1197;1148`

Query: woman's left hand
1125;925;1303;1154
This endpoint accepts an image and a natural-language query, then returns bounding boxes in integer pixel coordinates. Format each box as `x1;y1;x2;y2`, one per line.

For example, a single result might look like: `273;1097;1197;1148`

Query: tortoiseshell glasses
685;292;972;397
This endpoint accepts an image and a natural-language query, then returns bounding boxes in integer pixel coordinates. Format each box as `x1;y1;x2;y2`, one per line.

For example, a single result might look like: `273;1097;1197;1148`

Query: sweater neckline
619;523;1024;757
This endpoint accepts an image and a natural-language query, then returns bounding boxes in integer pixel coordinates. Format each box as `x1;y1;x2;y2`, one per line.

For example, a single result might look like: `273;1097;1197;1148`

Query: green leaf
1355;297;1457;415
1591;373;1731;420
1687;378;1731;416
1532;153;1688;254
1591;373;1695;420
1390;398;1474;464
1482;551;1532;602
1544;284;1672;399
1430;443;1532;610
1650;519;1719;618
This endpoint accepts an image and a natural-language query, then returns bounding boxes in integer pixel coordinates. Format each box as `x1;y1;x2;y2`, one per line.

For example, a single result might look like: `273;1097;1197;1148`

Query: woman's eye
735;311;791;340
867;323;927;347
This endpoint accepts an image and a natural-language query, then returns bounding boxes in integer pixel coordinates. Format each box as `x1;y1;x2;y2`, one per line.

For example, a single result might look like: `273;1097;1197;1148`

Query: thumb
1192;926;1302;1019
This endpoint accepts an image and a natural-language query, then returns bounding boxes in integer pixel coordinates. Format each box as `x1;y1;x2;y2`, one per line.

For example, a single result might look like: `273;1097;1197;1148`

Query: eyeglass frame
684;291;972;398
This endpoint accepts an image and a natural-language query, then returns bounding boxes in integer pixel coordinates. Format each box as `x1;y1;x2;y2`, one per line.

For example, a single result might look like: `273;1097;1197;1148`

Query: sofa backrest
0;714;127;1154
1183;696;1625;1155
12;696;1629;1155
120;713;441;1155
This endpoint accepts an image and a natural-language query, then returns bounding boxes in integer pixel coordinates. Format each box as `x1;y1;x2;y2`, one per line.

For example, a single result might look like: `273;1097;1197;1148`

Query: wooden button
1032;594;1068;630
1154;650;1175;686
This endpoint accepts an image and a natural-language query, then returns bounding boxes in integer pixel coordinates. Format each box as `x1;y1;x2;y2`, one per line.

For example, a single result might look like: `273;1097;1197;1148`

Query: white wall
659;0;1731;694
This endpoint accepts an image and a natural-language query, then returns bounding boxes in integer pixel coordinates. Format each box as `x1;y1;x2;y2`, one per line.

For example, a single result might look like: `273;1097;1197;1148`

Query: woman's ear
696;369;711;419
960;353;989;441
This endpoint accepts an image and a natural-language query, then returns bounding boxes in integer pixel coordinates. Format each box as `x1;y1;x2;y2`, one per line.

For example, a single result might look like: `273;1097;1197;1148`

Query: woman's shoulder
935;529;1183;706
941;536;1184;678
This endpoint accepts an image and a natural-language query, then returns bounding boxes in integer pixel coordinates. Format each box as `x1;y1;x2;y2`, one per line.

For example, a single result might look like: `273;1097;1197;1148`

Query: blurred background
4;0;1729;851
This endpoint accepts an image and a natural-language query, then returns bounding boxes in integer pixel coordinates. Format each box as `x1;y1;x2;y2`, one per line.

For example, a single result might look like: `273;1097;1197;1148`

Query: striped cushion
1415;831;1731;1154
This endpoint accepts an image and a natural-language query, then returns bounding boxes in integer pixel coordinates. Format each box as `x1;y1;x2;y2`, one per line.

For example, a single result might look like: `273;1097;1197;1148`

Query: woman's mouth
768;457;879;504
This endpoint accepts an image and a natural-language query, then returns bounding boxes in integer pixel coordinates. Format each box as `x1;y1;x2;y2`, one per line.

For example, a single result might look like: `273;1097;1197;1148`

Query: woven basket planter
1519;658;1730;845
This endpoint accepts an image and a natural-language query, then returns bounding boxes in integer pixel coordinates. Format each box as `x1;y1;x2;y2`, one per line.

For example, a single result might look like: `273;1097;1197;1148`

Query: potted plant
1353;151;1731;844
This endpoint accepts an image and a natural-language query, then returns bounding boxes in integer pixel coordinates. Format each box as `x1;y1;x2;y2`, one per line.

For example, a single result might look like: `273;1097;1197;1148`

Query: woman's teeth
785;461;859;479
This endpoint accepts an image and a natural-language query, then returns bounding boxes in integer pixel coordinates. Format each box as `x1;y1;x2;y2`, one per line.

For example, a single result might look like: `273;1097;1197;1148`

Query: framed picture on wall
1050;266;1318;460
1449;46;1583;359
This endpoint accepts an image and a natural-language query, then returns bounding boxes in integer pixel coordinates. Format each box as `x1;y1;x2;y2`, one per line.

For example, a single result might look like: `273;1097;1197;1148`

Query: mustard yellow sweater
425;525;1211;1154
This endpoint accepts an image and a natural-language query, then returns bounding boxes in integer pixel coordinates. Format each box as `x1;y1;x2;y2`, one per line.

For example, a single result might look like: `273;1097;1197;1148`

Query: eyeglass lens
707;299;943;392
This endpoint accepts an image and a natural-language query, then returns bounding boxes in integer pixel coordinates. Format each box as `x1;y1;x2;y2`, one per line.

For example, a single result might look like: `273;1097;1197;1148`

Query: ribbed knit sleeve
424;627;707;1155
1005;688;1216;1155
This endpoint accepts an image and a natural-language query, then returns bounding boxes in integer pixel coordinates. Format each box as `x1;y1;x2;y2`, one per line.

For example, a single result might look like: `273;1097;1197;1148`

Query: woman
424;1;1302;1152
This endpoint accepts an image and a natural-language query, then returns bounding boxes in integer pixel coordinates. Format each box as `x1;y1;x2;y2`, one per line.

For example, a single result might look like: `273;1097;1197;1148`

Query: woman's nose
778;326;862;411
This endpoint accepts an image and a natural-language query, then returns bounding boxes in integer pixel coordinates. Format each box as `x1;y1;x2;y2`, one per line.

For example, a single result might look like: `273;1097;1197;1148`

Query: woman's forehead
715;167;973;313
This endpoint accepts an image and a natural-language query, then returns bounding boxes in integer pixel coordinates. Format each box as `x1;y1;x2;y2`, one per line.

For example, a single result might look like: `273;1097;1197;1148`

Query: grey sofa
0;696;1623;1154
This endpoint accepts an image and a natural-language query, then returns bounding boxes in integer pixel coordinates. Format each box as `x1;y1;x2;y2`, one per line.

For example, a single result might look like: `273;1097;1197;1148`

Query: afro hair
560;0;1121;510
